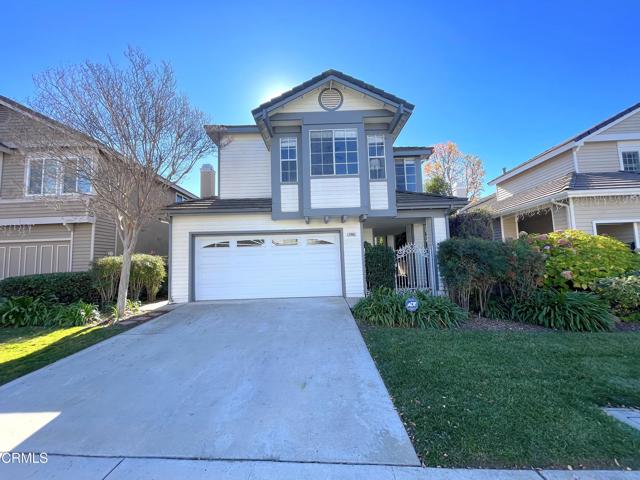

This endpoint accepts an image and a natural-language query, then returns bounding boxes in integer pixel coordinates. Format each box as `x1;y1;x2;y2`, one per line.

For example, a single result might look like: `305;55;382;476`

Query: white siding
280;184;299;212
274;85;387;114
605;111;640;134
310;177;360;209
572;196;640;234
577;142;620;172
369;182;388;210
501;215;518;239
219;134;271;199
496;151;573;200
170;214;365;302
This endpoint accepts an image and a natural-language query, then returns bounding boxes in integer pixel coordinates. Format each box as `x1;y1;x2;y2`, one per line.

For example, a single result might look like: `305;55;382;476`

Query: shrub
449;210;494;240
528;230;640;290
93;256;122;305
437;238;507;313
353;287;466;329
511;290;613;332
501;238;546;302
0;297;100;327
364;243;396;290
0;272;98;305
129;254;166;302
593;275;640;322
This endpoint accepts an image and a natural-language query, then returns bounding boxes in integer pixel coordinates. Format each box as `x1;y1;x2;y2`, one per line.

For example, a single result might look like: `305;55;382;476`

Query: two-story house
0;95;197;279
465;102;640;248
166;70;467;302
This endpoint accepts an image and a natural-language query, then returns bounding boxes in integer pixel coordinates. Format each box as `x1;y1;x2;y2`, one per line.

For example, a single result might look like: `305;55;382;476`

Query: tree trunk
115;246;133;320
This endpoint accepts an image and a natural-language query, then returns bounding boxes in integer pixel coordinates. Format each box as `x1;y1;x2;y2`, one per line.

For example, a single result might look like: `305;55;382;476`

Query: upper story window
280;137;298;183
621;150;640;172
367;135;386;180
176;193;188;203
395;159;417;192
310;129;358;176
27;158;91;196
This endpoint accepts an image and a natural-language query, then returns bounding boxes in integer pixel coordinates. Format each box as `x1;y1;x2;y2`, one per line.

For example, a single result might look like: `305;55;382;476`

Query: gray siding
94;215;116;258
606;111;640;134
71;223;92;271
496;151;573;200
572;196;640;234
552;204;570;230
576;142;620;173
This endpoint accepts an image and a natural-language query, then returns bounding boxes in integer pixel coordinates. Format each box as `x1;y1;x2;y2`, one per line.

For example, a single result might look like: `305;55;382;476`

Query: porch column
363;228;374;245
412;222;429;291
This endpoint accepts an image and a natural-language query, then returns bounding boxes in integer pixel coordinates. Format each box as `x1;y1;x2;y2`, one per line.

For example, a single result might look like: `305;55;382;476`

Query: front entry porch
363;215;443;293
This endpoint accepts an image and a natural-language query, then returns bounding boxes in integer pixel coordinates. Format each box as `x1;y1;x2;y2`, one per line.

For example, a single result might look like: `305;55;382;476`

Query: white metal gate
395;243;431;292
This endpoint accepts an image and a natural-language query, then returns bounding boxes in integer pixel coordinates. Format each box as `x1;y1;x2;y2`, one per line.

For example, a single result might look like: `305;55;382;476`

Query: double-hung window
280;137;298;182
28;159;59;195
310;129;358;175
367;135;386;180
395;159;417;192
27;157;91;195
621;150;640;173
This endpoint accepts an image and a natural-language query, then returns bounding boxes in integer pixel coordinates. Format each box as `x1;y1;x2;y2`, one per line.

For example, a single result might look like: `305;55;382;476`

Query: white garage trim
189;229;346;301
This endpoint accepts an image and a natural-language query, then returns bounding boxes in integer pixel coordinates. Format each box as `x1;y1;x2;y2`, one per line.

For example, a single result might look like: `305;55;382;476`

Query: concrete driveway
0;298;418;472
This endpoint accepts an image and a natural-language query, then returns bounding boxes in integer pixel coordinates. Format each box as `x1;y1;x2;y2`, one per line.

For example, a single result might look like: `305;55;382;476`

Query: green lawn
0;325;127;386
363;328;640;469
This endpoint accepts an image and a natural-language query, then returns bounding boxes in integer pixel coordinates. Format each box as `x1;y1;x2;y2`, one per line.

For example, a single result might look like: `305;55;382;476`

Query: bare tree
424;141;485;201
31;47;214;317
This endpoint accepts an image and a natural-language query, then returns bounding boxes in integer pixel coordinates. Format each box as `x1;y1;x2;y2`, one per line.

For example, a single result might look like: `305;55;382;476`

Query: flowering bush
527;230;640;290
593;275;640;322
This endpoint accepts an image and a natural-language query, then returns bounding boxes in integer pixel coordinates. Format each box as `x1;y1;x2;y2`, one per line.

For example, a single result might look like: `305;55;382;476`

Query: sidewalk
3;455;640;480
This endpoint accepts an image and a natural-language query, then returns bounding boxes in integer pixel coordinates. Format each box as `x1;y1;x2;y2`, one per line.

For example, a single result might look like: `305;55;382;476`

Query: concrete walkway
3;455;639;479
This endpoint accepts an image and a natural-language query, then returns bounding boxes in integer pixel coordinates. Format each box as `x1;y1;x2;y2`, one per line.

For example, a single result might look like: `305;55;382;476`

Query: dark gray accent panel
271;131;303;220
271;109;394;125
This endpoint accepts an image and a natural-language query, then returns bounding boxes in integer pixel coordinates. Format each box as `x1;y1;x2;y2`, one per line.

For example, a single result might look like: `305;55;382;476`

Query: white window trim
25;155;94;197
395;159;417;192
592;219;640;251
309;128;359;177
367;134;386;181
617;141;640;172
280;136;298;184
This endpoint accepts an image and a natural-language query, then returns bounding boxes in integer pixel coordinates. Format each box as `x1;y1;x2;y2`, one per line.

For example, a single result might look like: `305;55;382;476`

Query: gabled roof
469;171;640;216
0;94;197;199
251;69;415;117
490;101;640;185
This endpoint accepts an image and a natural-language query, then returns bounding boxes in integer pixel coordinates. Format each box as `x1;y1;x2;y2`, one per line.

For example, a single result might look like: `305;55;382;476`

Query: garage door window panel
272;238;298;247
237;239;265;247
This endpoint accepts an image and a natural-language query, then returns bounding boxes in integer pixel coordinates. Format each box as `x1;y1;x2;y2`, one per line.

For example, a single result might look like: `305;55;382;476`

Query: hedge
0;272;99;304
449;210;494;240
364;243;395;290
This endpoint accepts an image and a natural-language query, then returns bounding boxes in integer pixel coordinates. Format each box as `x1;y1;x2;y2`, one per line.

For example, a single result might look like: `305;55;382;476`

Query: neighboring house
465;102;640;249
166;70;467;302
0;95;197;279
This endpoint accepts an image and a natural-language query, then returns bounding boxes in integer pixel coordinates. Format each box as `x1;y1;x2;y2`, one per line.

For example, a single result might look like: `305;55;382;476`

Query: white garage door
194;232;343;300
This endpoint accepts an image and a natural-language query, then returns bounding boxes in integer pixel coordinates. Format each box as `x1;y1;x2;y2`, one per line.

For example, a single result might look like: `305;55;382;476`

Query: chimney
502;167;507;174
200;164;215;198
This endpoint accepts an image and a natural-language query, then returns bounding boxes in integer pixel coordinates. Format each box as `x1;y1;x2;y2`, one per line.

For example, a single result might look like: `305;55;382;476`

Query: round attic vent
318;88;343;111
0;105;9;124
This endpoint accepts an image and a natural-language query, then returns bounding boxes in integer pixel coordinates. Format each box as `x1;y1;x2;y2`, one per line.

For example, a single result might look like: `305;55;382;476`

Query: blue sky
3;0;639;196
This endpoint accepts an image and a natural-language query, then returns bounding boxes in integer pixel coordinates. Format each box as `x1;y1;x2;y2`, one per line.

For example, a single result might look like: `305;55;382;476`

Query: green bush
449;210;494;240
528;230;640;290
129;254;166;302
511;290;613;332
437;238;507;313
364;243;396;290
92;256;122;305
593;275;640;322
0;297;100;327
0;272;98;305
353;287;466;329
501;238;546;302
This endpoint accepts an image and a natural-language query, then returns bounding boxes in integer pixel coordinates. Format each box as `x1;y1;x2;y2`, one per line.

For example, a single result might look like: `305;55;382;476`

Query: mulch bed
459;316;549;332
